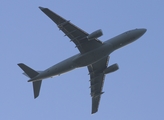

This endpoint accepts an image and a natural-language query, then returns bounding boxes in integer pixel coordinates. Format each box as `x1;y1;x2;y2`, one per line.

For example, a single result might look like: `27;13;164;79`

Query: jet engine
103;63;119;74
87;29;103;40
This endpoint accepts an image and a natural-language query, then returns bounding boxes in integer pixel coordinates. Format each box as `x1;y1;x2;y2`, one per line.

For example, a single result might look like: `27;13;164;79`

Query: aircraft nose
133;28;147;39
140;28;147;34
138;28;147;36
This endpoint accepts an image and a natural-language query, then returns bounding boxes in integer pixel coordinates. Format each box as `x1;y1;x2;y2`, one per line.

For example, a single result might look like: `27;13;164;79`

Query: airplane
18;6;147;114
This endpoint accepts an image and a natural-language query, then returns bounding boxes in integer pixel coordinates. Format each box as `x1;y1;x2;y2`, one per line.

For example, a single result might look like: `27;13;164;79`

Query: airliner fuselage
18;6;147;113
28;28;146;82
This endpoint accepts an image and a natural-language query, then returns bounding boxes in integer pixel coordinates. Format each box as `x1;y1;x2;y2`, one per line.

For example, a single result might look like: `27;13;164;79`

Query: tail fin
33;81;42;98
17;63;42;98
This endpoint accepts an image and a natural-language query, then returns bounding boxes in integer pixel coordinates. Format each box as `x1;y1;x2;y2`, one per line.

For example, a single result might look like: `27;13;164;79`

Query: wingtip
17;63;25;68
91;109;98;114
39;6;46;10
34;95;39;99
91;111;96;114
17;63;23;66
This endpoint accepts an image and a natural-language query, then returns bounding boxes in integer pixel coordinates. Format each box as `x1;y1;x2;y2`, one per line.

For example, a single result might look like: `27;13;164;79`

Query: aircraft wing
88;56;109;114
39;7;102;53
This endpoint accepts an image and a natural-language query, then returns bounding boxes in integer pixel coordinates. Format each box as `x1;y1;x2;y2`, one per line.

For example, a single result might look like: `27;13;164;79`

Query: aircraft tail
17;63;42;98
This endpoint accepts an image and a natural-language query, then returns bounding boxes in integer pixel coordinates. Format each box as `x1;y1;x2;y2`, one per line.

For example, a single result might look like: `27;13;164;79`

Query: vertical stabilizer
33;81;42;98
18;63;42;98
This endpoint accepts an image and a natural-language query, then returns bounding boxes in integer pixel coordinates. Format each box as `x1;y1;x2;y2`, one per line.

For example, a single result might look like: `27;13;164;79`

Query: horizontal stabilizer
23;71;43;78
33;80;42;98
18;63;39;78
18;63;42;98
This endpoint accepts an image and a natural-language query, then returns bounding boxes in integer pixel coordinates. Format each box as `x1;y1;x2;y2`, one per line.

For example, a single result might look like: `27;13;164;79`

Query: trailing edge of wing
88;56;109;114
38;6;103;54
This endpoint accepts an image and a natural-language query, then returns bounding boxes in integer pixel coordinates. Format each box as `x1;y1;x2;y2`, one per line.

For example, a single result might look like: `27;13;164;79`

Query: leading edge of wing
88;56;109;114
39;6;103;53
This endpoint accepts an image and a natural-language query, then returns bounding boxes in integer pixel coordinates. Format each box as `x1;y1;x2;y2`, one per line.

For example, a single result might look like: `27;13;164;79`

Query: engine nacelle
87;29;103;40
103;63;119;74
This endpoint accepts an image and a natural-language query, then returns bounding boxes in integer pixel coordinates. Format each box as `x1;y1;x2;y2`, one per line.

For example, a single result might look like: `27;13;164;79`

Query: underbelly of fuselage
31;42;114;81
73;43;113;67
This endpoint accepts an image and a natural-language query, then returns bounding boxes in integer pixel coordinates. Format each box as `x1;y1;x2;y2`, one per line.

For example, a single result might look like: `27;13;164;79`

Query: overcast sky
1;0;164;120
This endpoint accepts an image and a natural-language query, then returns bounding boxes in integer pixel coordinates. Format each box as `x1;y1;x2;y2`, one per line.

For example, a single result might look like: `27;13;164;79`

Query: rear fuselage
29;28;146;82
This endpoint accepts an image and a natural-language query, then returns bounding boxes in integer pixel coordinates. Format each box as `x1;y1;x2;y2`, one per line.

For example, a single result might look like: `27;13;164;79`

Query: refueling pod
87;29;103;40
103;63;119;74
